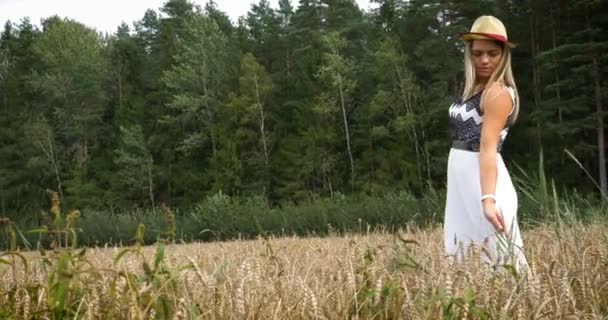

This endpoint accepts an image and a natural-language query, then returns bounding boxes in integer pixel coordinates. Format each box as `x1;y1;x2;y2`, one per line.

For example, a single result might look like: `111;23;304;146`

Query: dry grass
1;222;608;319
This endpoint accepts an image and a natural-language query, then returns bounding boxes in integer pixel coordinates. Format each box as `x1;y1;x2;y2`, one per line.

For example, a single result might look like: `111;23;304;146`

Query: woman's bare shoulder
482;82;512;112
483;82;511;102
485;81;509;96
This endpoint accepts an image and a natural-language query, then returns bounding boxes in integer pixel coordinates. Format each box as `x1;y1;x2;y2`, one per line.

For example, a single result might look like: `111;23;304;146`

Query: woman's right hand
483;200;506;234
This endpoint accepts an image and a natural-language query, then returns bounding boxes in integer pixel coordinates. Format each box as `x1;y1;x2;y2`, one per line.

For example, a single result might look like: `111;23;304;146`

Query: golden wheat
1;222;608;319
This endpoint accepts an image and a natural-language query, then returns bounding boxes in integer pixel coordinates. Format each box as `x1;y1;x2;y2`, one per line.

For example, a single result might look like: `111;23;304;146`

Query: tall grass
1;218;607;319
513;149;606;226
0;151;607;318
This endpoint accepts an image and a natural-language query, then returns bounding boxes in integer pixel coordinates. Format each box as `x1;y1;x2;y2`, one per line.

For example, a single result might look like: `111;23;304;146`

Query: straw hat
459;15;516;48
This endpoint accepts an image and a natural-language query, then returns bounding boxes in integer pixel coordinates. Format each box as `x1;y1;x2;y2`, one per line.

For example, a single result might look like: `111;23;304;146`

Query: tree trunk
550;4;565;166
423;130;431;184
285;48;292;84
148;160;155;211
84;136;88;162
39;132;64;204
591;55;606;197
395;67;422;185
550;5;563;127
338;75;355;191
1;191;4;215
252;72;269;168
202;64;217;157
369;122;375;191
587;14;607;198
168;164;173;208
529;14;542;147
118;62;123;111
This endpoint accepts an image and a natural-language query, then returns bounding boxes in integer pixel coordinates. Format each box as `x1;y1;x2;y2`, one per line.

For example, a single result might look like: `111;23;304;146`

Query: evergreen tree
113;125;155;209
161;14;228;195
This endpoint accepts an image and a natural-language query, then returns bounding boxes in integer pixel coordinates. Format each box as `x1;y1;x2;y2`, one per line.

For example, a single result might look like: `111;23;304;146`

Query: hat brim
459;32;517;48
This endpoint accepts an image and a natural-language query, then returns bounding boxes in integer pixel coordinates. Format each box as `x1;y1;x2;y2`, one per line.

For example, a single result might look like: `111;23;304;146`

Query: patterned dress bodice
448;87;515;152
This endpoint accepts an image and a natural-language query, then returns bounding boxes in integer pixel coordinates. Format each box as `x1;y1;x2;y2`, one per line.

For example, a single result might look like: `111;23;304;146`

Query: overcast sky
0;0;374;34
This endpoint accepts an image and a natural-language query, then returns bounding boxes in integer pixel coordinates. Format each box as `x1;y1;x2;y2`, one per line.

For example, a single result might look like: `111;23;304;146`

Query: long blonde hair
462;41;520;122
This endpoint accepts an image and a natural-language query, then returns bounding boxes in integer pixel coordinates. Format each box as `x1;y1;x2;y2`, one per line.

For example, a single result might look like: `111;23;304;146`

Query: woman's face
471;40;503;81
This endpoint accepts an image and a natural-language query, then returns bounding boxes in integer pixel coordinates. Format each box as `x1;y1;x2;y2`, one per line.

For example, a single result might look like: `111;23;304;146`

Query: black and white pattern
448;87;514;152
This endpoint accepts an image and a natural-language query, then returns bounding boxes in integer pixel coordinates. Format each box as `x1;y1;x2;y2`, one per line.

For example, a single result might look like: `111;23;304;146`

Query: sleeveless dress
444;87;527;270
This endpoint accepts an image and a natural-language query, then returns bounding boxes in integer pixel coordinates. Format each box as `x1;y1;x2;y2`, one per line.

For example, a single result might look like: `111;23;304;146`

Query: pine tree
113;125;155;208
161;14;229;195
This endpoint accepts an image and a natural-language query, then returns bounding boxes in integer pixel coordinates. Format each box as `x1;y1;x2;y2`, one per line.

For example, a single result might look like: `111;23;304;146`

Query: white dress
444;87;527;270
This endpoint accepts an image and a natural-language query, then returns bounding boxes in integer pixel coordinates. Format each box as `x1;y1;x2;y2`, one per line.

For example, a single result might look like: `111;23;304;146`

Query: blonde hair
462;41;520;122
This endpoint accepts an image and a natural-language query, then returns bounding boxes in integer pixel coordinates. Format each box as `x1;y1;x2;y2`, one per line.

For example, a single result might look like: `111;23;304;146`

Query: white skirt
444;148;527;270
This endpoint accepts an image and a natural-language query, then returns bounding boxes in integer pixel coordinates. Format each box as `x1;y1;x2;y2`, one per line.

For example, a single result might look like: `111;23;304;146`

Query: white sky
0;0;374;34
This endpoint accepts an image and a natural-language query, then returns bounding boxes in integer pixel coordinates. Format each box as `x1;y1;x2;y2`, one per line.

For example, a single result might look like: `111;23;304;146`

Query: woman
444;15;527;270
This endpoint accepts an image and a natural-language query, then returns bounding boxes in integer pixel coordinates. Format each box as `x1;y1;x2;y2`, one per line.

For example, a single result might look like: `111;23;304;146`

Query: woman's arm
479;83;513;233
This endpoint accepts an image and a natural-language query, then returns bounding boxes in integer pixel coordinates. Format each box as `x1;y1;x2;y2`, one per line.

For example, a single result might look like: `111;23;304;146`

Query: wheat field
1;221;608;319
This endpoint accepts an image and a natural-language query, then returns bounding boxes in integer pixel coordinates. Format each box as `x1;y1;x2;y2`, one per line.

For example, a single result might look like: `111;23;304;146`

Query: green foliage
113;125;155;208
1;190;194;319
223;52;274;194
161;14;227;155
30;17;108;158
0;0;605;224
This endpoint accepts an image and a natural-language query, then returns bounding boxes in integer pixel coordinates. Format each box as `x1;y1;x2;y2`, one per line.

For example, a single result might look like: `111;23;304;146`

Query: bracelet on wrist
480;194;496;202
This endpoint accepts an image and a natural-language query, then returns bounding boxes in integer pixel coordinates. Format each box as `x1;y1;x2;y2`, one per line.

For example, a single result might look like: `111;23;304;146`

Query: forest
0;0;606;243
